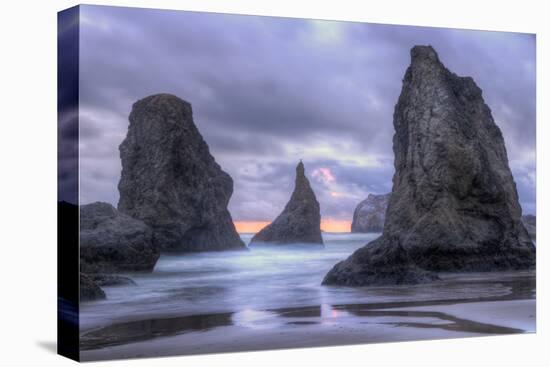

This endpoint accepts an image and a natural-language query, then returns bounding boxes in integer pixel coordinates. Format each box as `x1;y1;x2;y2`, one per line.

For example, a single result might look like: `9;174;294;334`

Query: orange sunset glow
234;220;351;234
321;219;352;233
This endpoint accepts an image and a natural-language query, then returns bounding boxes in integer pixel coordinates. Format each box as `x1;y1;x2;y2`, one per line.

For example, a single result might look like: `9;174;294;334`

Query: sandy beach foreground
80;272;535;361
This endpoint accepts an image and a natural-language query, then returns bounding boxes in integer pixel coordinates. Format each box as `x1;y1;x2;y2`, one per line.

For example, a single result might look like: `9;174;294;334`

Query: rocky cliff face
324;46;535;286
250;161;323;245
117;94;245;252
80;202;160;273
522;215;536;240
351;193;390;233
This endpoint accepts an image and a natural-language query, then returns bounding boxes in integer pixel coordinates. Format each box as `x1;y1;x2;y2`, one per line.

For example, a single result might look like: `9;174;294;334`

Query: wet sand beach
79;233;535;361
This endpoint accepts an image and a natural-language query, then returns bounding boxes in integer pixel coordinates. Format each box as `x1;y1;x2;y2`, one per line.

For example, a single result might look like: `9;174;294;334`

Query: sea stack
249;161;323;246
118;94;246;252
323;45;535;286
351;193;390;233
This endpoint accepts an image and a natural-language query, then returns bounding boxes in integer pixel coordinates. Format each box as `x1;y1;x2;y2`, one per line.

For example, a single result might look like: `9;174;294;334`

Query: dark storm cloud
58;6;80;204
77;5;536;219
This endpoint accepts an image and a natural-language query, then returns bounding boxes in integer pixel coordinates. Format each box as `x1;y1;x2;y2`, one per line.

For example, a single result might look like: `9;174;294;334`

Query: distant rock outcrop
324;45;535;286
117;94;245;252
80;202;160;273
250;161;323;246
80;273;106;302
522;215;536;240
351;193;390;233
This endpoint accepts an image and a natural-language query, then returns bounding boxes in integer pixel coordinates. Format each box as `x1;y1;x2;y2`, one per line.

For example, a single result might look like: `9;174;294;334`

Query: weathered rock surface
118;94;245;252
351;193;390;233
80;202;160;273
522;215;536;240
250;161;323;245
322;239;439;286
324;45;535;286
80;273;106;302
90;274;137;287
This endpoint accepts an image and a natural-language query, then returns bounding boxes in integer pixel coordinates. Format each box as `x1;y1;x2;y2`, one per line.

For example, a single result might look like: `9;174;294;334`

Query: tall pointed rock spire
250;161;323;246
323;45;535;286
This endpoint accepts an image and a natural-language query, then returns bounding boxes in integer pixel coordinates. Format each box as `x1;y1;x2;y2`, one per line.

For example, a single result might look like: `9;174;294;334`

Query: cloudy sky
72;5;536;231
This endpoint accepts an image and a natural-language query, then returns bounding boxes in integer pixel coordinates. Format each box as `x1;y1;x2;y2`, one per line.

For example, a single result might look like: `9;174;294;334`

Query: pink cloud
312;167;336;184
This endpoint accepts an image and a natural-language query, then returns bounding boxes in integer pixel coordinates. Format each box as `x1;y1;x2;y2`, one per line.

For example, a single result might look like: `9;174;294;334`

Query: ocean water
79;232;524;331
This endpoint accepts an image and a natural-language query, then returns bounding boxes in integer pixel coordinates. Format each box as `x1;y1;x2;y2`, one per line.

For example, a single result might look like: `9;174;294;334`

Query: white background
0;0;548;366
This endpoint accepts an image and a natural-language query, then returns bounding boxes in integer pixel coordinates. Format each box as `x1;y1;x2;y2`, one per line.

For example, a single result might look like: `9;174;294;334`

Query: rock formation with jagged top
323;45;535;286
117;94;246;252
351;193;390;233
249;161;323;246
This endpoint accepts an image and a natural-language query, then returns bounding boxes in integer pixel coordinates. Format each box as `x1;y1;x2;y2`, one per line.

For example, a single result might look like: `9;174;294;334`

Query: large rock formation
249;161;323;245
80;202;160;273
117;94;245;252
323;45;535;286
351;193;390;233
522;215;536;240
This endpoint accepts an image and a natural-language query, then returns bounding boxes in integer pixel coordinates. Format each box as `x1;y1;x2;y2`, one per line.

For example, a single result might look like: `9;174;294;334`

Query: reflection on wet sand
350;310;522;334
81;312;234;350
81;273;535;351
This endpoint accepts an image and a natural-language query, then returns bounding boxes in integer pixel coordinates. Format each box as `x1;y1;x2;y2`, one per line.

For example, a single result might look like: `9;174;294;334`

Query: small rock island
117;94;246;252
323;45;535;286
249;161;323;246
351;193;390;233
80;202;160;273
78;201;160;300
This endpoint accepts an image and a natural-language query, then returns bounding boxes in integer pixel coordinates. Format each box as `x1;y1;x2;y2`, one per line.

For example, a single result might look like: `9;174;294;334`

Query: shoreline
80;272;535;361
80;297;535;361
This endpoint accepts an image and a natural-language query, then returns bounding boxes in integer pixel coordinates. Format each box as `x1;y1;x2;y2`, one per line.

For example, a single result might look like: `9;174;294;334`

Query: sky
66;5;536;231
